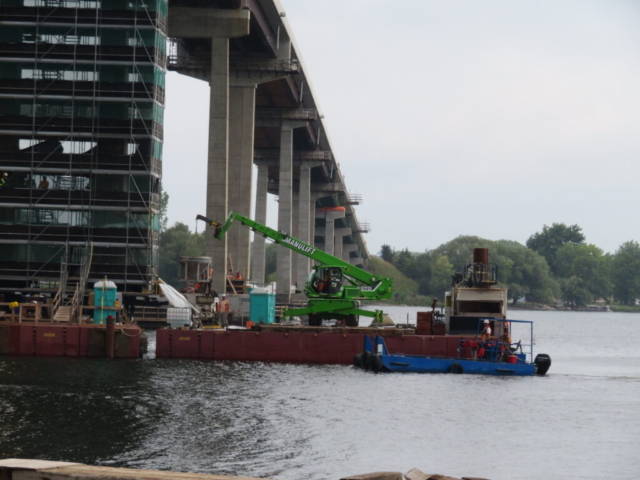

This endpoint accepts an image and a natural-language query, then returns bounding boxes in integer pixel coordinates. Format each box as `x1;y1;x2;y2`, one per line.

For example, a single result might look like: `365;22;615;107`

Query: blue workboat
354;318;551;376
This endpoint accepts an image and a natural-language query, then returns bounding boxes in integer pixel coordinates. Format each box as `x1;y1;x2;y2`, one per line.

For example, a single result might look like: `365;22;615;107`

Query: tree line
380;223;640;308
157;194;640;308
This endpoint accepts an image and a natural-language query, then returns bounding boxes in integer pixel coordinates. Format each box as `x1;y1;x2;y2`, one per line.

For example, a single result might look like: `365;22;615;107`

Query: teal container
249;288;276;324
93;279;118;324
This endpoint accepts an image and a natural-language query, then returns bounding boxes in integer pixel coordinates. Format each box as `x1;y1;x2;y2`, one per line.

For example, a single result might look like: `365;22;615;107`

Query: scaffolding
0;0;167;293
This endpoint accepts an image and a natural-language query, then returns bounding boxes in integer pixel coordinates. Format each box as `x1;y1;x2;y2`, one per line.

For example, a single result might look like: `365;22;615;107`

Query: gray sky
163;0;640;256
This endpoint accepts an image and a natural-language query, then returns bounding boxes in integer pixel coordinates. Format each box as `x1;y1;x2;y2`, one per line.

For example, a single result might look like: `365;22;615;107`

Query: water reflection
1;311;640;480
0;356;161;463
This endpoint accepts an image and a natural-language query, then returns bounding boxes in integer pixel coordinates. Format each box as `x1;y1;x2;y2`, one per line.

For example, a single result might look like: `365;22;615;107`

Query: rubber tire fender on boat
449;363;464;374
353;353;364;369
361;351;373;371
367;354;384;373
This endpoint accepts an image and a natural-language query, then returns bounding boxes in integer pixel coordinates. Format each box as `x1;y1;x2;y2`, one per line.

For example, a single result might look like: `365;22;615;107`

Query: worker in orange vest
218;294;230;328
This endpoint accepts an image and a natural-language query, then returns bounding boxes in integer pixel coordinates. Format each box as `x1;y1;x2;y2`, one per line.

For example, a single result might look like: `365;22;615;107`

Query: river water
0;309;639;480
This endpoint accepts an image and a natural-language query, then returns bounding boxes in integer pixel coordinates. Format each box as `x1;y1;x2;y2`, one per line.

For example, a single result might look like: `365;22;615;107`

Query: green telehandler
196;212;392;327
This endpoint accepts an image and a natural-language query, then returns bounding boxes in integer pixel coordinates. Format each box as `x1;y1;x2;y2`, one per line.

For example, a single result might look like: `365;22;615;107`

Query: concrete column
252;162;268;285
227;85;256;279
334;235;343;261
276;123;294;303
333;227;351;263
315;209;345;257
310;202;316;246
291;191;299;290
207;37;230;294
296;164;312;288
344;244;358;263
167;7;249;293
324;213;336;257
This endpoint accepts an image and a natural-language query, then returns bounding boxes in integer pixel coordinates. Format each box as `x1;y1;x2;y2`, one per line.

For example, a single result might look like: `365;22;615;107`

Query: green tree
428;236;558;304
429;255;455;299
394;248;413;275
405;253;432;295
554;243;612;303
430;235;488;272
526;223;585;274
159;190;170;232
158;222;205;287
380;244;395;263
264;242;278;283
492;240;559;304
560;276;592;308
612;241;640;305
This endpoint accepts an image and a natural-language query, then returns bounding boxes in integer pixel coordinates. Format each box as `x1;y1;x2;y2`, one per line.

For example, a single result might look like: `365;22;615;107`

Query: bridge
167;0;371;302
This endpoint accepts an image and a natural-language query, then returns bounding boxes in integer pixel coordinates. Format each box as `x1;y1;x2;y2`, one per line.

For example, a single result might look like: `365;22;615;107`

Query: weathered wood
340;472;404;480
404;469;471;480
0;459;273;480
0;459;82;469
404;469;430;480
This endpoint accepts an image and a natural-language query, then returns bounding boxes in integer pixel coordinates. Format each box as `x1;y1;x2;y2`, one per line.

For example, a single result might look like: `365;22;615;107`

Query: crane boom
196;212;392;325
197;212;386;288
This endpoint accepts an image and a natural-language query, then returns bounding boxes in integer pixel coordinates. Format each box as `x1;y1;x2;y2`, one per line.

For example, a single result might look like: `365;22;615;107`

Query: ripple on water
1;310;640;480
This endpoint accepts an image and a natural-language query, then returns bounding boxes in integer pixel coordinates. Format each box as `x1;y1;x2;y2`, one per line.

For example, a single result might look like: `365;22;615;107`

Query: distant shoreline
382;301;640;313
509;303;640;313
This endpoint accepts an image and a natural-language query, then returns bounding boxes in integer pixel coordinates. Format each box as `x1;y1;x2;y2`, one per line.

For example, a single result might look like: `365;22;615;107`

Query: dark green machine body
196;212;393;326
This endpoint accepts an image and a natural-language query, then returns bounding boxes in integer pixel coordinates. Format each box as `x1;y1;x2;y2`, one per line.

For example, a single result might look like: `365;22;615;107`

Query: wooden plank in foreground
0;459;274;480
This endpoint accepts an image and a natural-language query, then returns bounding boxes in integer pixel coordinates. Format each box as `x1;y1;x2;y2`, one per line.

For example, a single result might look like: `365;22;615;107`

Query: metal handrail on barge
456;318;535;363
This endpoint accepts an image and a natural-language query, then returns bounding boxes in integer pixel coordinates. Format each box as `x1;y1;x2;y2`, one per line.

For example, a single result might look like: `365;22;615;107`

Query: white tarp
158;281;200;314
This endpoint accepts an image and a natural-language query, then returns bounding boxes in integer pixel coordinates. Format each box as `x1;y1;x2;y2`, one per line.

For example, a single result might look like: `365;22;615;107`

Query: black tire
361;351;372;371
367;353;384;373
346;314;358;327
353;353;364;369
449;363;464;374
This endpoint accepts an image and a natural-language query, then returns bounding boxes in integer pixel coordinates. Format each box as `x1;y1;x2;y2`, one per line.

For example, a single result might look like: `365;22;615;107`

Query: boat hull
358;335;538;376
379;353;536;375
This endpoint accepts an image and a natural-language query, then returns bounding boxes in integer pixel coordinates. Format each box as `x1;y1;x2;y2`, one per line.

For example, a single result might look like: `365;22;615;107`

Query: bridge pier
227;60;298;281
207;37;232;294
252;162;268;286
276;121;307;303
316;209;345;257
168;7;250;294
343;243;358;264
227;84;256;280
315;226;351;264
295;164;312;289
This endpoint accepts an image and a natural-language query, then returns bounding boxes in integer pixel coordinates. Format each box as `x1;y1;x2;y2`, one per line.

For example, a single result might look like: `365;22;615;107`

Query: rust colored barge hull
156;328;469;364
0;324;141;358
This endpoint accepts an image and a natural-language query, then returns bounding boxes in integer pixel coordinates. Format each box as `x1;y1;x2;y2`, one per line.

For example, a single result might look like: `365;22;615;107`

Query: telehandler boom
196;212;392;326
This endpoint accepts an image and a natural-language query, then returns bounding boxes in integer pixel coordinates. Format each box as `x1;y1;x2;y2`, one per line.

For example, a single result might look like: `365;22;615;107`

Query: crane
196;212;392;327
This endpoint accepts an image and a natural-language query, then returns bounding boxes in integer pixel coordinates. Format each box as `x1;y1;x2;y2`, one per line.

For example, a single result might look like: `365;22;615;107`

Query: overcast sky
163;0;640;256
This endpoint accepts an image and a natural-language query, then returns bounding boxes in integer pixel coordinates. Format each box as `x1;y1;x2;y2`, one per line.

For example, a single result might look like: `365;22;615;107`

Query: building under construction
0;0;166;295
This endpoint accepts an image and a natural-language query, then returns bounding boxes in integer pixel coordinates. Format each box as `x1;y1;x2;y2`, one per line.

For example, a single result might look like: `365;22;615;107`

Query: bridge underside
168;0;370;302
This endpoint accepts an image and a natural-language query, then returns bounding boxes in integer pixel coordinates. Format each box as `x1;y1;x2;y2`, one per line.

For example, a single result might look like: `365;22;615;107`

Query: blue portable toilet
93;279;118;324
249;288;276;324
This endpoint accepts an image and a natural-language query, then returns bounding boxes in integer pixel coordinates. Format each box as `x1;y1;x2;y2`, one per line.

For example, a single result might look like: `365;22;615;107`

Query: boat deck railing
457;318;534;363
